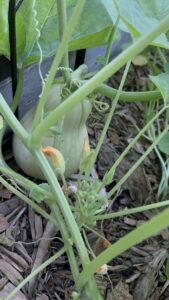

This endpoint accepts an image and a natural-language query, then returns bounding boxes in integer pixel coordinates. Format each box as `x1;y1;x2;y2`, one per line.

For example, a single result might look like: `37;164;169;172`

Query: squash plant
1;0;169;299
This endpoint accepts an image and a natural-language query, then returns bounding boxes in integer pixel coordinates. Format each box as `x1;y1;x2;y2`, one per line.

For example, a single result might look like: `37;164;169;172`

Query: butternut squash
13;84;91;179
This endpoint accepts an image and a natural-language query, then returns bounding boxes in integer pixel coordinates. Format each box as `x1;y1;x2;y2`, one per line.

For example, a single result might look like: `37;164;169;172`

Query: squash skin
13;84;91;179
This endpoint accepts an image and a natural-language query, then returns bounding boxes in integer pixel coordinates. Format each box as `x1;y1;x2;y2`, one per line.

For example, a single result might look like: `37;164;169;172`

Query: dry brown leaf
0;188;12;199
0;253;24;273
0;214;9;233
14;243;33;265
0;259;23;285
0;282;27;299
36;294;49;300
124;217;137;227
29;207;36;240
28;219;57;295
0;277;8;289
0;246;29;271
108;130;120;145
111;281;133;300
35;215;43;240
0;197;20;216
0;231;14;247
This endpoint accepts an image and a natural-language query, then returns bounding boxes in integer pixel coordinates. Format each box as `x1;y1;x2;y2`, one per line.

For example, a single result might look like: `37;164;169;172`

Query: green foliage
29;183;50;203
158;132;169;155
0;116;3;130
1;0;117;66
117;0;169;49
150;72;169;104
97;56;107;67
0;0;26;61
1;2;169;299
75;180;107;228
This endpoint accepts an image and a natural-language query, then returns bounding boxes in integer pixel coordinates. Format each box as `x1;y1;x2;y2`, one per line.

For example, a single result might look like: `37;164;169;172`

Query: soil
0;62;169;300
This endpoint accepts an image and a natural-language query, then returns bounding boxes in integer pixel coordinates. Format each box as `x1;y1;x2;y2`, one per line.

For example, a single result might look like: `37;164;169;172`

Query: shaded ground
0;62;169;299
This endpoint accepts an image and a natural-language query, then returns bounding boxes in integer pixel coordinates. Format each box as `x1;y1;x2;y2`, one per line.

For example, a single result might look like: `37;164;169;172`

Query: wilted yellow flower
82;136;90;157
42;146;65;175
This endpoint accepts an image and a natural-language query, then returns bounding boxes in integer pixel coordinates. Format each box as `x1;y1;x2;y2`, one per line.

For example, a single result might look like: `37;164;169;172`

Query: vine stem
0;175;56;225
32;0;85;130
79;205;169;287
103;106;166;186
0;72;50;198
0;94;101;298
96;84;161;102
31;14;169;146
34;149;102;299
57;0;70;85
6;246;67;300
94;199;169;220
0;95;29;146
87;60;131;176
108;123;169;197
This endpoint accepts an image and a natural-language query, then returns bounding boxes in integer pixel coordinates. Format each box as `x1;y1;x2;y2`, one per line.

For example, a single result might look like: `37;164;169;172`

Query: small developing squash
13;84;91;179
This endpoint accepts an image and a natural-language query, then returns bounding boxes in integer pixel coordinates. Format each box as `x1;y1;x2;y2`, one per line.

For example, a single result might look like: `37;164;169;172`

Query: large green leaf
117;0;169;49
0;0;9;57
149;70;169;156
158;132;169;156
17;0;116;66
0;0;26;61
150;73;169;103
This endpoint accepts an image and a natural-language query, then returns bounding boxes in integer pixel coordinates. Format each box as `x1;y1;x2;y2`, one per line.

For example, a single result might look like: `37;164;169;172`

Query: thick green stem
31;14;169;146
32;0;85;129
34;149;89;262
157;47;167;65
94;199;169;220
0;94;29;146
0;166;51;198
78;205;169;287
0;93;100;297
34;149;102;299
96;84;161;102
51;203;80;286
57;0;70;85
6;246;67;300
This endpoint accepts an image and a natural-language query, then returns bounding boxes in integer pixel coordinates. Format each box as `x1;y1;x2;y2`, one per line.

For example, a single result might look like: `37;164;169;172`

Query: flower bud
97;264;108;275
42;146;65;175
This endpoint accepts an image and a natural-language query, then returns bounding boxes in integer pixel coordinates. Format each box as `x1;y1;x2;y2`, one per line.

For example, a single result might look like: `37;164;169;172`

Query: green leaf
17;0;116;66
0;116;3;130
150;73;169;104
97;55;107;67
80;151;95;175
0;0;9;57
0;0;26;61
117;0;169;49
158;132;169;156
164;63;169;74
29;183;50;203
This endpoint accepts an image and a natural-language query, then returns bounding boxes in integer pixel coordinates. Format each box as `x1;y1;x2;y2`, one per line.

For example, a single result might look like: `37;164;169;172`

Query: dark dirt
0;61;169;300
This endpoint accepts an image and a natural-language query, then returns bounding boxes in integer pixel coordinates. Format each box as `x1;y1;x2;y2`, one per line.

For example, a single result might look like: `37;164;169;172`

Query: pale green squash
13;84;91;179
